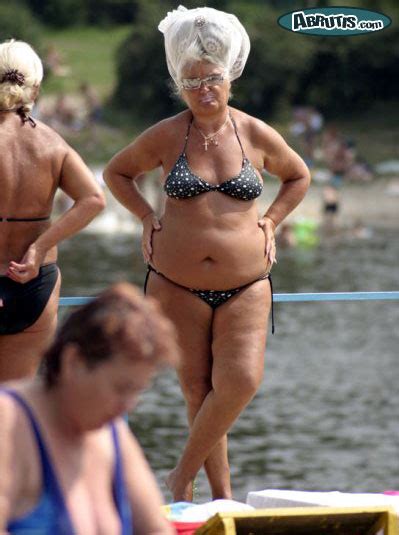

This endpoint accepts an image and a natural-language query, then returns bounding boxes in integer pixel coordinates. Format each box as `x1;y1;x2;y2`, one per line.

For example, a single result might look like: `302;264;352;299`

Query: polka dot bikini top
164;114;263;201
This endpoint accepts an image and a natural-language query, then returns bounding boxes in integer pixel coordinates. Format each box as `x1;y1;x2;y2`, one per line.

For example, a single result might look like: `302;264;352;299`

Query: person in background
0;282;178;535
0;39;105;381
104;5;310;501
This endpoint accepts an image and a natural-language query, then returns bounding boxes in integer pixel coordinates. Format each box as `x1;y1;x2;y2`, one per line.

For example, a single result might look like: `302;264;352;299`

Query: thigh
0;269;61;379
24;267;61;334
211;278;271;390
146;271;213;389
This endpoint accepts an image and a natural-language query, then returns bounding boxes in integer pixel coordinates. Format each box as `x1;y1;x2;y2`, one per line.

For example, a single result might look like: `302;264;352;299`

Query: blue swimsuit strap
110;423;133;535
1;388;75;532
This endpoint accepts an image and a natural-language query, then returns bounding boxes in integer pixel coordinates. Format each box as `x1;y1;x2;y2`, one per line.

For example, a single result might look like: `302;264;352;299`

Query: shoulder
0;384;35;436
0;389;18;430
230;108;287;152
28;120;71;164
106;111;190;172
135;111;190;150
0;389;23;520
31;119;69;148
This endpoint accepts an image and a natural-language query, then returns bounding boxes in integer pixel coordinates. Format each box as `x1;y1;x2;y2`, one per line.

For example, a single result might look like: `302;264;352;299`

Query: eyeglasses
180;74;225;91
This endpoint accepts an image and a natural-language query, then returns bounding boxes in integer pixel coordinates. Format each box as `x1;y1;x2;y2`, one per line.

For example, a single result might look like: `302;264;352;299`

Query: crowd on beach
32;43;103;136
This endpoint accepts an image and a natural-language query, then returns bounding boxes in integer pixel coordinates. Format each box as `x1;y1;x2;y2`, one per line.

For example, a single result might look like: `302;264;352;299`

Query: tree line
1;0;398;123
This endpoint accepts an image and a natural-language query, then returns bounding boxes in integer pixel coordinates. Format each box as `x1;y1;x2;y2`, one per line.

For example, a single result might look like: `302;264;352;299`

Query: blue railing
60;291;399;306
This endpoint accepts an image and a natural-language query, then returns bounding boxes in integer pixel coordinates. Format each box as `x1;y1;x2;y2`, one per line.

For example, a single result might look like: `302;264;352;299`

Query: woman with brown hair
0;282;177;534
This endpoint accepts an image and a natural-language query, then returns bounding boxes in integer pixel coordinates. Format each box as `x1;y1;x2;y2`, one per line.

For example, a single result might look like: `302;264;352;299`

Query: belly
151;215;270;289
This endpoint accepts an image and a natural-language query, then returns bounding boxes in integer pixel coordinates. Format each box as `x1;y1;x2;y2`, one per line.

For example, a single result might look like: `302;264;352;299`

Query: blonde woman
0;40;105;381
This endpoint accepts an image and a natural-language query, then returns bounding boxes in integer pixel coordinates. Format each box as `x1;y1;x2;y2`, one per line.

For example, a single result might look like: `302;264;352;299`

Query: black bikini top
164;114;263;201
0;216;49;222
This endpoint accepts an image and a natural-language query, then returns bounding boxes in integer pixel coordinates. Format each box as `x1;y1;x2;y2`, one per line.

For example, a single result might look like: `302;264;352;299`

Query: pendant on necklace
203;137;218;151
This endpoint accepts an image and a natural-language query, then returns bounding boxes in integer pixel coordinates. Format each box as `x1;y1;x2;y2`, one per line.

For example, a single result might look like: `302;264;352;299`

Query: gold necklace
193;114;230;151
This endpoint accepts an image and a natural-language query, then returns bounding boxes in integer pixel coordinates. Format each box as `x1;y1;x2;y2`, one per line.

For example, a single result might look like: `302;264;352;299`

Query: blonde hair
0;39;43;112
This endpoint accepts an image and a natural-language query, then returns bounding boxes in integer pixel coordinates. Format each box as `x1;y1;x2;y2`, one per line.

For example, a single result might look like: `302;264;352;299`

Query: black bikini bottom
0;263;59;335
144;265;274;334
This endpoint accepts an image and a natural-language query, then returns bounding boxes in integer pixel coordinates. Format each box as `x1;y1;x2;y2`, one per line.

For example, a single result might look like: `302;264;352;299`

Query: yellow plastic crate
194;505;398;535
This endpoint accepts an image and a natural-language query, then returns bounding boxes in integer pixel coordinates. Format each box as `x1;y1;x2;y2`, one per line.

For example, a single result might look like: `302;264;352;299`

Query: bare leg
0;270;61;381
186;389;231;500
166;278;271;501
146;271;232;500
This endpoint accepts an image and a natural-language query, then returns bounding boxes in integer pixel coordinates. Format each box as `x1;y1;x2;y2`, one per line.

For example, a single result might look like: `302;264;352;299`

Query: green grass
39;25;136;163
39;25;399;168
42;25;131;99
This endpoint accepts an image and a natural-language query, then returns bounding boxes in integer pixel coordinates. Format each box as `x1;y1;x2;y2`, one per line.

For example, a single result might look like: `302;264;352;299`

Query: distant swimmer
0;40;105;381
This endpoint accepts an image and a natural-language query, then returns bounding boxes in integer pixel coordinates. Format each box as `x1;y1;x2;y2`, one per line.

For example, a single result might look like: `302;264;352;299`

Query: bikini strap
16;107;37;128
268;274;275;335
182;115;194;154
0;389;74;526
143;264;154;294
2;216;50;222
254;272;275;334
110;423;133;535
229;112;245;158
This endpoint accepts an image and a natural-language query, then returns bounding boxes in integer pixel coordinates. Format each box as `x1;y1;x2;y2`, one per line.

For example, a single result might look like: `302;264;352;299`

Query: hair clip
195;15;206;27
1;69;25;86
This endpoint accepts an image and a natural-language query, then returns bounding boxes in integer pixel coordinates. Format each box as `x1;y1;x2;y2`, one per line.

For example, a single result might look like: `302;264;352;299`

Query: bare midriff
151;192;270;290
0;221;56;274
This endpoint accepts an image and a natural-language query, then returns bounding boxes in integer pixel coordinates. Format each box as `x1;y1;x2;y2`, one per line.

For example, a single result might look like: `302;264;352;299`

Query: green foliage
112;0;399;123
0;2;42;49
24;0;137;27
111;0;179;121
228;2;316;117
112;0;316;122
42;26;131;98
294;25;399;117
25;0;88;28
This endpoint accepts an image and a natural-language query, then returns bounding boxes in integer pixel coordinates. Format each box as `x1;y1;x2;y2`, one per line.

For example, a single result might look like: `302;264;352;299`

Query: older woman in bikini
104;6;311;501
0;40;105;381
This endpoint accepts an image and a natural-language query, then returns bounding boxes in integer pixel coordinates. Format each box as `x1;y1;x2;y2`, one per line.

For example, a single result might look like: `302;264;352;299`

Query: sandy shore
262;177;399;229
82;175;398;234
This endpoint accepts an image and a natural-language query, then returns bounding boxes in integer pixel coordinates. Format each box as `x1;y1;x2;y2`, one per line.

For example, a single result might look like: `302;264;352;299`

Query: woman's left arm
256;121;311;263
117;421;174;535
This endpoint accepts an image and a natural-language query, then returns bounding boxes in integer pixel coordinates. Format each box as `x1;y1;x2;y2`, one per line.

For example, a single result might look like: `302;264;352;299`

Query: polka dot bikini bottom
144;264;274;333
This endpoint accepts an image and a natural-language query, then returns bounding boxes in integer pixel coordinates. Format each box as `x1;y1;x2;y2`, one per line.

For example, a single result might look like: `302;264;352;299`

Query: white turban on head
158;5;250;86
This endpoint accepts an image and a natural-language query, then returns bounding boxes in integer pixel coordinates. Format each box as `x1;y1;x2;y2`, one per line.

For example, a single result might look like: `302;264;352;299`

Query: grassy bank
42;25;131;99
40;25;399;168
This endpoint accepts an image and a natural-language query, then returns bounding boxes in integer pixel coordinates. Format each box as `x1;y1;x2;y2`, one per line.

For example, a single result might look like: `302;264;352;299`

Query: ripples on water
59;228;399;502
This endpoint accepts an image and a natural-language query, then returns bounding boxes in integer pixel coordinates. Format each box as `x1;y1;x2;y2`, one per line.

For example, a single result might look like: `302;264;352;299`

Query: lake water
58;226;399;503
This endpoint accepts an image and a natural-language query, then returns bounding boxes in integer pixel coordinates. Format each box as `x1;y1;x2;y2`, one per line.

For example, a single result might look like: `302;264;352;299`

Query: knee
217;367;264;402
180;376;212;408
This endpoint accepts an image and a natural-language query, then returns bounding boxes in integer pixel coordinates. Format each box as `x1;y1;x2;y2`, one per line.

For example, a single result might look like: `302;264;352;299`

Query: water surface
58;228;399;502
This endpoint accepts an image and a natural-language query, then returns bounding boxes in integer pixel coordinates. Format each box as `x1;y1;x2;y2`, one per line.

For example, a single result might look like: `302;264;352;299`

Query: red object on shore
171;520;206;534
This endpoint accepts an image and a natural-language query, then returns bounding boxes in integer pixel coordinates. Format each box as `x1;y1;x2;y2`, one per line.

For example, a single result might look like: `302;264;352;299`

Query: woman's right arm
0;397;19;532
7;146;106;283
103;126;164;262
103;127;163;220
